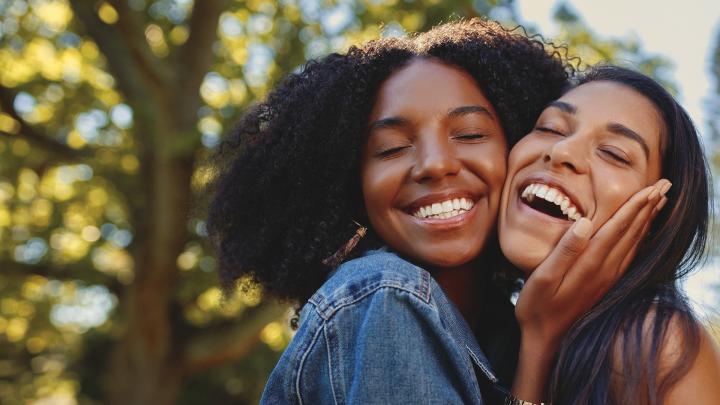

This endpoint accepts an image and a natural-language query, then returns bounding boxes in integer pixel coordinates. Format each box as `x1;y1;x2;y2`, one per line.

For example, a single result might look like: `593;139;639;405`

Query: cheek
485;159;507;197
592;176;645;223
465;143;508;192
507;136;543;171
361;163;398;218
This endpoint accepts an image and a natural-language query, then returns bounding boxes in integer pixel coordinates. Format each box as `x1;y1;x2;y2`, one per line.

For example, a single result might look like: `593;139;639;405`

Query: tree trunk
105;117;195;404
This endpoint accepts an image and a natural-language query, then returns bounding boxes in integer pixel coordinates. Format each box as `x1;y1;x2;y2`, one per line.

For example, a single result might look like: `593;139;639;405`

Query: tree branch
68;0;161;106
0;86;89;159
107;0;175;89
181;301;289;376
176;0;227;122
0;260;116;287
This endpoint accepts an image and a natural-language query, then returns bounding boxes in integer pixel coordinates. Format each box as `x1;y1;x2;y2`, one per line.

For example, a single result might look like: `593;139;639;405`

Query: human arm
510;179;671;402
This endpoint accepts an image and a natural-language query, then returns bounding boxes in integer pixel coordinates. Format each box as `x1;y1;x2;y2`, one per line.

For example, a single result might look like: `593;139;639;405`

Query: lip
516;174;586;217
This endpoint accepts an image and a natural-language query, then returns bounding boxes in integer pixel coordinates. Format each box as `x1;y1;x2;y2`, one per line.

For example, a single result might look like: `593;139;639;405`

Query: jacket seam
466;344;498;383
315;283;436;320
295;323;325;405
324;325;341;405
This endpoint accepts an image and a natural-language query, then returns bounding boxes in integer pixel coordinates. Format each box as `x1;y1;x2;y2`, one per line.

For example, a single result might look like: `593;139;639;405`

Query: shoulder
610;305;720;404
662;317;720;403
261;250;477;404
308;249;436;320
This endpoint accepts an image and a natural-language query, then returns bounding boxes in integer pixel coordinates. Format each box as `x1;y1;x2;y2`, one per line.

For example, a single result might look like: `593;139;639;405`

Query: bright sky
516;0;720;318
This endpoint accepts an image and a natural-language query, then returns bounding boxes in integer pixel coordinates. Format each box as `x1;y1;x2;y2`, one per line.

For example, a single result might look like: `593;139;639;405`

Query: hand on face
500;81;669;347
515;179;670;347
509;177;669;404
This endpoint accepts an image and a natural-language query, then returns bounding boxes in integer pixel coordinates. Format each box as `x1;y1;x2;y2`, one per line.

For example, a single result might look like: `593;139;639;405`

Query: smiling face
499;81;664;272
360;58;507;270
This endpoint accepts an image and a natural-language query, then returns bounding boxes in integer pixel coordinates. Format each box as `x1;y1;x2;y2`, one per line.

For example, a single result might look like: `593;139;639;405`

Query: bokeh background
0;0;717;404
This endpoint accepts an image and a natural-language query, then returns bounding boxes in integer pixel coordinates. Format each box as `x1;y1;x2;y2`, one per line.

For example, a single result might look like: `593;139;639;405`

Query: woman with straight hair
498;65;720;404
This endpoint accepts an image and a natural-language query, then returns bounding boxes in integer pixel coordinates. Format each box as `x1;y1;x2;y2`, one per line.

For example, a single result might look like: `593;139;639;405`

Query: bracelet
504;394;549;405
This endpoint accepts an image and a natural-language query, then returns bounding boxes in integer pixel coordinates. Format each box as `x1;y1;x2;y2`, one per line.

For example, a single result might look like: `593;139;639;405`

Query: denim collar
353;247;499;384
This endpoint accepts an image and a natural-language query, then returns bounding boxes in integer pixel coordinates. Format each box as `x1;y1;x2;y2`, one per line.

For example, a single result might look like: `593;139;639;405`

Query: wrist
511;337;558;404
519;332;560;363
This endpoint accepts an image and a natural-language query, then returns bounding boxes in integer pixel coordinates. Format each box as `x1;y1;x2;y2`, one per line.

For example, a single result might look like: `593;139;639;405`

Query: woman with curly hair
205;19;664;403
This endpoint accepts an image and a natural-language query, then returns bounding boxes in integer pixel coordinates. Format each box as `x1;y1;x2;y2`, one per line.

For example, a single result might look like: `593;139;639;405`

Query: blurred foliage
707;21;720;325
0;0;715;404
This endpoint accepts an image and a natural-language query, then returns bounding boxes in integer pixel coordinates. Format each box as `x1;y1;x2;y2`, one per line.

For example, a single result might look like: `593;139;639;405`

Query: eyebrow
368;105;493;134
447;105;494;118
606;122;650;158
367;117;409;133
547;100;577;114
547;100;649;159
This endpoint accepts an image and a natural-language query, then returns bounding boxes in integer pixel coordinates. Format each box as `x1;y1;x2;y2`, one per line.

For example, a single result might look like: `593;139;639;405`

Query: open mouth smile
520;183;583;221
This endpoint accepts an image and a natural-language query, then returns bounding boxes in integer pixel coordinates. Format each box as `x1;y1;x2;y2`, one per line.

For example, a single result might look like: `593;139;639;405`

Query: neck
431;251;497;326
434;264;481;322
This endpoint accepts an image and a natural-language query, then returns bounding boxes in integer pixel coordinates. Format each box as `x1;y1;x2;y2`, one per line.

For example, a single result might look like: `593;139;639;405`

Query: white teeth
536;185;549;198
520;183;582;221
560;198;570;211
544;188;557;202
431;203;441;215
413;198;475;219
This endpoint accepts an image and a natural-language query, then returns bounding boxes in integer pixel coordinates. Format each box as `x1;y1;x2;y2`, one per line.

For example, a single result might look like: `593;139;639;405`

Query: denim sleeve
260;304;333;404
277;287;476;405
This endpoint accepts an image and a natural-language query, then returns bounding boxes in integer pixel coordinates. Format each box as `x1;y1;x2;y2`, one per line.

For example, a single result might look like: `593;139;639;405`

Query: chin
500;234;551;275
419;244;482;270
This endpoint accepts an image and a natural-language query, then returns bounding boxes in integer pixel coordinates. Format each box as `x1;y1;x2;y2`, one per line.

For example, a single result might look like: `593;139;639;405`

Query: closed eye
376;145;410;158
453;133;487;141
600;149;630;165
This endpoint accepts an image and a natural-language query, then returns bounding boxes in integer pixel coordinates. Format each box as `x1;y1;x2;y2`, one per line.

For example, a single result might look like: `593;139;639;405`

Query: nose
411;136;461;183
543;135;588;173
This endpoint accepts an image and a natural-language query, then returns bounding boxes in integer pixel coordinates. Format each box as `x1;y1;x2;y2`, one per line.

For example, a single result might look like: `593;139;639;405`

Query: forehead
560;81;664;153
370;59;494;116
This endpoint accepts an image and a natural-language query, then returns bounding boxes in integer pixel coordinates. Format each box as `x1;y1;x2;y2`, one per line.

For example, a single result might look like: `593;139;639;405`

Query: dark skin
360;58;675;402
361;59;507;320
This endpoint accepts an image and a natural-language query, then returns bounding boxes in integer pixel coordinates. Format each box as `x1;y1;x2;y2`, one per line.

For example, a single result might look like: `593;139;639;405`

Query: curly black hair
206;18;573;303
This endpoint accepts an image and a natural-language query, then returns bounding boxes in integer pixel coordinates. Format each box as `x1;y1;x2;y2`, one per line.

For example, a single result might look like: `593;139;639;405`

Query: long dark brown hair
548;66;712;404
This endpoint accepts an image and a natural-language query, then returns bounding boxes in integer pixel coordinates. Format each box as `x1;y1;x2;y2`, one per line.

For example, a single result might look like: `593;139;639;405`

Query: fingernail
656;197;667;211
648;186;659;201
573;217;592;238
660;181;672;195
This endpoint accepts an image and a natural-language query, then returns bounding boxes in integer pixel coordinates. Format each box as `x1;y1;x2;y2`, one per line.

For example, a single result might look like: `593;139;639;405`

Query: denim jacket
260;249;507;404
